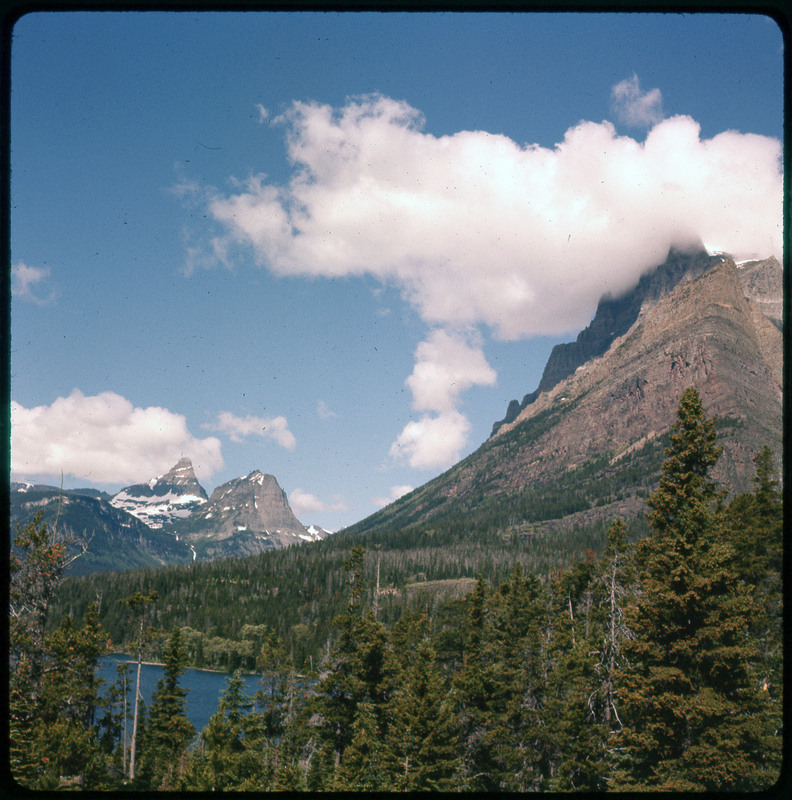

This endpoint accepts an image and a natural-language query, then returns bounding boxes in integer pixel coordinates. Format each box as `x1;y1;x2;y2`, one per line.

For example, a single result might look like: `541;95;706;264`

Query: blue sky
9;11;783;530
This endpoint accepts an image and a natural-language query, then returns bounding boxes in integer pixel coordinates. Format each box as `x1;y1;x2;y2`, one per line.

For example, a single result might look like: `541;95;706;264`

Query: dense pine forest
9;388;783;791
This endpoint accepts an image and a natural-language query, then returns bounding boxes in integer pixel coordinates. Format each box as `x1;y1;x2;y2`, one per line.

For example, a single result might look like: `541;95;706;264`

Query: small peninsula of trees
8;388;783;791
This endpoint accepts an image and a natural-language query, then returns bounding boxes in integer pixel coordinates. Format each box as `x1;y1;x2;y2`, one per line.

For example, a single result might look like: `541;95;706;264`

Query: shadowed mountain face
347;252;782;538
10;484;192;575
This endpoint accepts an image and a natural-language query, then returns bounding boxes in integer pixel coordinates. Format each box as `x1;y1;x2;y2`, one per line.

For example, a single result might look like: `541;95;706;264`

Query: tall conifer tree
611;387;771;791
138;626;195;789
383;637;461;791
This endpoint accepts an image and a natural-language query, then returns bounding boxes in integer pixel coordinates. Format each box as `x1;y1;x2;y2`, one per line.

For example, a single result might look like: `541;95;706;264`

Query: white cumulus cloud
610;73;664;129
389;409;471;470
196;91;781;473
11;389;223;485
389;328;497;469
289;488;348;519
204;93;782;339
406;328;497;413
206;411;296;450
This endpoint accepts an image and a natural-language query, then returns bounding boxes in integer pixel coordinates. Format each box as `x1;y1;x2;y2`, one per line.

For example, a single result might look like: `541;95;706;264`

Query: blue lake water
98;654;263;736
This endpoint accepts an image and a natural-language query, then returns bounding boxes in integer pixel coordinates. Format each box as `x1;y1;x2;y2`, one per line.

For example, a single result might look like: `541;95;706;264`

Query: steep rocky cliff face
493;256;781;495
347;254;781;537
734;256;782;330
491;247;726;435
166;471;318;559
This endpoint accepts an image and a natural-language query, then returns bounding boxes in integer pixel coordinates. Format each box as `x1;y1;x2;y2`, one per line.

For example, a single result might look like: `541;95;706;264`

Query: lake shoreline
106;653;259;678
98;655;267;736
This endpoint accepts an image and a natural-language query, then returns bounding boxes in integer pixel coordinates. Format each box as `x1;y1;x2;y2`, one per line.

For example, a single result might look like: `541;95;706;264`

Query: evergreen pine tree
9;514;105;789
333;701;385;791
720;446;783;784
453;576;499;790
611;387;771;791
256;626;292;738
182;669;270;791
487;564;551;791
544;555;611;791
311;546;389;772
383;637;461;791
137;626;195;789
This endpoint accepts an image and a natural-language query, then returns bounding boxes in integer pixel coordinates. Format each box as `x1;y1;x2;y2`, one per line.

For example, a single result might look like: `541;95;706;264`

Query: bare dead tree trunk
122;590;157;781
568;594;576;647
605;555;625;729
373;550;381;621
129;656;142;780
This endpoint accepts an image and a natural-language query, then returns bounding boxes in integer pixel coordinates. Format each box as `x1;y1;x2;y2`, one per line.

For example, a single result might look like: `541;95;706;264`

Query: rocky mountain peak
491;246;726;435
348;251;781;539
169;470;322;559
491;254;782;497
110;457;208;529
160;457;205;489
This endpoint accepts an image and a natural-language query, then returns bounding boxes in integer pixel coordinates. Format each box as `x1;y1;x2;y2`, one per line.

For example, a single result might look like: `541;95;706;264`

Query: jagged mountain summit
110;457;208;529
492;254;781;493
12;461;330;573
346;249;782;538
166;470;324;559
491;246;726;435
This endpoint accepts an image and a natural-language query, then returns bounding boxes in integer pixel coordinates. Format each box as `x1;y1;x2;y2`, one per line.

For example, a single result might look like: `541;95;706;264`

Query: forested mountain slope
10;483;192;575
345;253;782;539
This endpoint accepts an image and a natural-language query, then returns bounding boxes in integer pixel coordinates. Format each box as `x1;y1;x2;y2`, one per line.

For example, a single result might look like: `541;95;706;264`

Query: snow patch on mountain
110;457;208;529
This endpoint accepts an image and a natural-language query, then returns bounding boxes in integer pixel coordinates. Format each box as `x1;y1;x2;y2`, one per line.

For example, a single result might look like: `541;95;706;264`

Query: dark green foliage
310;546;390;772
136;626;195;789
333;701;386;791
384;636;461;790
719;445;784;780
453;577;498;790
15;390;782;792
180;670;271;791
49;513;633;671
611;388;778;791
9;514;111;789
484;566;553;790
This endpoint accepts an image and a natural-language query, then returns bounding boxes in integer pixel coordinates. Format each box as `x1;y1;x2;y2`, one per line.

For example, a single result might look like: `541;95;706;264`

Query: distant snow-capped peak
110;457;208;529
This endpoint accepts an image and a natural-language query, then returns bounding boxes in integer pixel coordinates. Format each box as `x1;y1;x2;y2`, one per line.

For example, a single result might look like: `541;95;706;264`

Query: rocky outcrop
735;256;782;330
348;254;782;536
492;257;781;494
